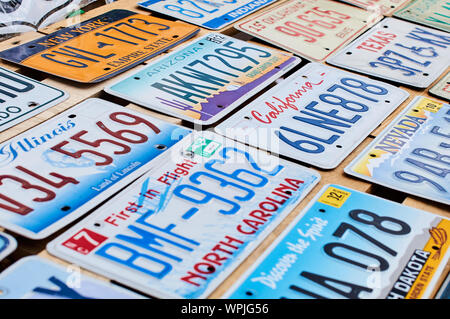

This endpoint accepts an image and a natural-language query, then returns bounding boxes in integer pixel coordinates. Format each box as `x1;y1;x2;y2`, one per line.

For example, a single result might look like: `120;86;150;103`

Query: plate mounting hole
155;144;167;150
68;114;76;118
61;206;71;211
28;101;39;108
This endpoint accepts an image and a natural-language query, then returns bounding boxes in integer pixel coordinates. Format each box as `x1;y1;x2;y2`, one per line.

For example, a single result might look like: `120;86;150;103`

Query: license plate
0;256;145;299
0;10;200;83
394;0;450;33
429;71;450;101
0;232;16;261
214;63;409;169
0;98;191;239
327;18;450;88
105;33;300;125
47;131;320;299
138;0;277;30
225;184;450;299
0;67;68;132
338;0;410;15
345;96;450;205
234;0;381;62
436;275;450;299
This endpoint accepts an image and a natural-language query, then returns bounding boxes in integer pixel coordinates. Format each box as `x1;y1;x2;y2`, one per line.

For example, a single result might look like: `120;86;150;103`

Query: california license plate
345;96;450;205
234;0;381;62
47;131;320;299
327;18;450;88
0;98;191;239
214;63;409;169
225;184;450;299
138;0;277;30
338;0;410;15
0;232;16;261
0;10;200;83
394;0;450;33
429;71;450;101
105;33;300;125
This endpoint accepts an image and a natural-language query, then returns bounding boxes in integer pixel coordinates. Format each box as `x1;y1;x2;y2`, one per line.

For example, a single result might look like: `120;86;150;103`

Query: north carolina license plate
225;184;450;299
105;33;300;125
429;71;450;101
214;63;409;169
0;256;144;299
0;98;191;239
138;0;277;30
47;131;320;299
339;0;410;15
327;18;450;88
234;0;381;62
0;10;200;83
345;96;450;205
394;0;450;33
0;232;16;261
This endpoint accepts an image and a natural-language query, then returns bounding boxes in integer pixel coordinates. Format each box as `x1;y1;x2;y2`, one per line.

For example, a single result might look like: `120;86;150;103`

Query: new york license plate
345;96;450;205
214;63;409;169
0;98;191;239
0;10;200;83
105;33;300;125
234;0;381;62
429;71;450;101
0;232;16;261
339;0;410;15
47;131;320;299
394;0;450;33
225;185;450;299
327;18;450;88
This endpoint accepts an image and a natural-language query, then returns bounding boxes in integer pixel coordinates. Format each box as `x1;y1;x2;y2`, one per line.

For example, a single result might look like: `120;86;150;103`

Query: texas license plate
394;0;450;33
234;0;381;62
214;63;409;169
0;232;16;261
429;71;450;101
47;131;320;299
327;18;450;88
225;184;450;299
0;10;200;83
105;33;300;125
338;0;410;15
0;98;191;239
345;96;450;205
138;0;277;30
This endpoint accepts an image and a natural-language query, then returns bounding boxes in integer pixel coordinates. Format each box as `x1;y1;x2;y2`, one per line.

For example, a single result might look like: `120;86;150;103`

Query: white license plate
327;18;450;88
394;0;450;33
214;63;409;169
429;71;450;101
339;0;410;15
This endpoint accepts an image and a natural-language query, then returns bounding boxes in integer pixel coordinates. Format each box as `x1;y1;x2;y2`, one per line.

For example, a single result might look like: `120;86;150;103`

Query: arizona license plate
138;0;277;30
225;184;450;299
105;33;300;125
429;71;450;101
0;232;16;261
0;98;191;239
338;0;410;15
327;18;450;88
214;63;409;169
346;96;450;205
0;10;199;83
234;0;381;62
394;0;450;33
47;131;320;299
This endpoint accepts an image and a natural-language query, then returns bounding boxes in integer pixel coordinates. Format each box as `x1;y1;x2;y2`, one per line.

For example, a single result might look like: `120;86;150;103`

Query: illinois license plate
0;232;16;261
225;184;450;299
138;0;277;30
327;18;450;88
234;0;381;62
338;0;410;15
47;131;320;299
429;71;450;101
0;98;191;239
345;96;450;205
105;33;300;125
214;63;409;169
394;0;450;33
0;10;200;83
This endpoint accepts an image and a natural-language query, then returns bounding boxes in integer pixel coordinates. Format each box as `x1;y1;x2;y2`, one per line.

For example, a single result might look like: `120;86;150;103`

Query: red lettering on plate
356;30;397;53
62;228;108;255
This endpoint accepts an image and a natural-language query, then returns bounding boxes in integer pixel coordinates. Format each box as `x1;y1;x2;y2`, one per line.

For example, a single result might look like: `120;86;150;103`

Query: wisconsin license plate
225;184;450;299
214;63;409;169
0;232;16;261
0;98;191;239
345;96;450;205
327;18;450;88
338;0;410;15
394;0;450;33
429;71;450;101
138;0;277;30
0;10;200;83
234;0;381;62
47;131;320;299
105;33;300;125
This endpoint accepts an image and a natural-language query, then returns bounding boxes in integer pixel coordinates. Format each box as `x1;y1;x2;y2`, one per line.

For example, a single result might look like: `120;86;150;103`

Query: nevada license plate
0;10;200;83
234;0;381;62
138;0;277;30
394;0;450;33
47;131;320;299
345;96;450;205
0;98;191;239
225;184;450;299
429;71;450;101
105;33;300;125
0;232;16;261
327;18;450;88
338;0;410;15
214;63;409;169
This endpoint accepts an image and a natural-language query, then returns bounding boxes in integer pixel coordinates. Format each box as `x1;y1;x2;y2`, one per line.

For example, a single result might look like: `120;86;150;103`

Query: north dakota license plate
0;232;16;261
394;0;450;33
214;63;409;169
429;71;450;101
327;18;450;88
225;184;450;299
339;0;410;15
105;33;300;125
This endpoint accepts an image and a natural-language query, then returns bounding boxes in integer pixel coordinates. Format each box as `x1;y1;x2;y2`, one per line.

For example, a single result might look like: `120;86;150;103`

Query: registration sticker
0;232;16;261
394;0;450;33
225;184;450;299
339;0;410;15
429;71;450;101
345;96;450;205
